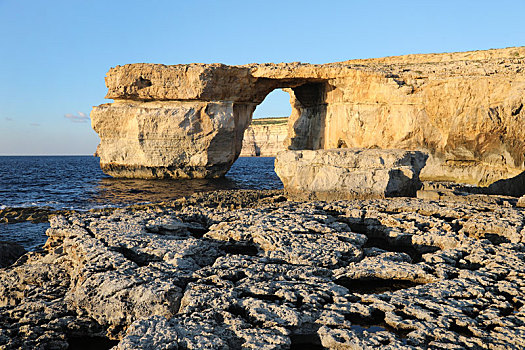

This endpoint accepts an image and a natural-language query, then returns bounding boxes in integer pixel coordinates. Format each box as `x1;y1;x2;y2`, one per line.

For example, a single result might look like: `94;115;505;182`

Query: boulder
0;241;26;268
275;149;428;200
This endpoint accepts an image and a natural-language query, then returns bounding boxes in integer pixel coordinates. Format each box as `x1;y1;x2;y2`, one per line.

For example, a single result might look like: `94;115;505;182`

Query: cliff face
317;52;525;186
240;117;288;157
91;47;525;185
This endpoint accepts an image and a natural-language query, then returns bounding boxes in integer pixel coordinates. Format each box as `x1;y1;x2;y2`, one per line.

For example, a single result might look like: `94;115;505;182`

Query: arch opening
239;89;292;157
238;80;329;158
228;79;329;187
287;82;327;151
253;89;291;119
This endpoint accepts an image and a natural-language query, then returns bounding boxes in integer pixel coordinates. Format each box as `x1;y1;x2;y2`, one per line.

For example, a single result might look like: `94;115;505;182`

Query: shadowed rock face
0;242;26;268
92;47;525;185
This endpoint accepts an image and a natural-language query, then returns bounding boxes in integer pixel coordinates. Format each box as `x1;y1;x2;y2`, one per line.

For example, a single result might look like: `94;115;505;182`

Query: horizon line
0;154;96;157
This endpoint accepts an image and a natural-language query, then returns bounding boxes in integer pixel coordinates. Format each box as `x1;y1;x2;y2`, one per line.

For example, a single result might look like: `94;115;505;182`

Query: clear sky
1;0;524;155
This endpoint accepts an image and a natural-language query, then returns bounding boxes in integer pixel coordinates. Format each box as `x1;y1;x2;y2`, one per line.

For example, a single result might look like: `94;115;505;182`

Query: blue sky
1;0;524;155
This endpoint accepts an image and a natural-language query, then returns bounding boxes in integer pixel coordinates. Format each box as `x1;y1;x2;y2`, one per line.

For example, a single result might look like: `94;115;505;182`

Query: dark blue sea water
0;156;282;250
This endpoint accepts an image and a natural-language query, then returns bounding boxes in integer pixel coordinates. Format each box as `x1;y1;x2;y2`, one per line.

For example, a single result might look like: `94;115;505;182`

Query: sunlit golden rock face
92;47;525;185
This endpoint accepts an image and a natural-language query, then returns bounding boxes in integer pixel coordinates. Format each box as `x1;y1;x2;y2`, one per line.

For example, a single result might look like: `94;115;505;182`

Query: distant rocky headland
240;117;288;157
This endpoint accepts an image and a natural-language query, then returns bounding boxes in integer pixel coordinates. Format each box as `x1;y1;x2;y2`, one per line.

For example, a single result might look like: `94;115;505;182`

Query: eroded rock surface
92;47;525;188
0;206;79;224
518;195;525;208
275;149;428;200
91;100;254;178
2;191;525;349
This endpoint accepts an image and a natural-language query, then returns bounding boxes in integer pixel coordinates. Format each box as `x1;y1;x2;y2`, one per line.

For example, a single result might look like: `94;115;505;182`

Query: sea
0;156;282;250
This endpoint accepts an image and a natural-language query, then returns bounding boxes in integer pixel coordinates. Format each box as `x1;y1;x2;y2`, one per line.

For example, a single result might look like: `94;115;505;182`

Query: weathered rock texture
2;191;525;349
92;47;525;187
275;149;428;200
240;117;288;157
518;195;525;208
91;100;254;178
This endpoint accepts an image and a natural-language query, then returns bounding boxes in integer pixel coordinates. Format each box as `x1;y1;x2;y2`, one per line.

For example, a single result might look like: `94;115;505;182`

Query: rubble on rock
1;190;525;349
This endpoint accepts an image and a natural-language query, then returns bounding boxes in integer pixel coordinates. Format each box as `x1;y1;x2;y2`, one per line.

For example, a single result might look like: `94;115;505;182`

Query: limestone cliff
240;117;288;156
91;47;525;185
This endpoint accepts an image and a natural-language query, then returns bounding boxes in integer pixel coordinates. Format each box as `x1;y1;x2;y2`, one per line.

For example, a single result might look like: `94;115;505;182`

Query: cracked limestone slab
2;193;525;349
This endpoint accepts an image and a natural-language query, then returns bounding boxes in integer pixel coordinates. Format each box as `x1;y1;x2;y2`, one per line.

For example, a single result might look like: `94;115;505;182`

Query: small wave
19;201;57;209
0;202;62;212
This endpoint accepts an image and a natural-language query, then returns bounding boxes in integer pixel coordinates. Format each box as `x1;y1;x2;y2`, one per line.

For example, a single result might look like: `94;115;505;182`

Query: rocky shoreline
1;189;525;349
0;206;80;224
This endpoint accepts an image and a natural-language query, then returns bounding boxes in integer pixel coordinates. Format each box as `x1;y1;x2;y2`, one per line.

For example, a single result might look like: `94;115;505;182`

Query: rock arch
254;81;329;152
91;65;331;179
91;47;525;186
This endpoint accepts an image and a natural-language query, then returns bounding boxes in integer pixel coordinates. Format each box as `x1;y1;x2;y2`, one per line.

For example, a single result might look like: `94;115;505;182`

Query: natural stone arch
91;67;331;179
91;47;525;189
219;78;332;177
285;81;329;151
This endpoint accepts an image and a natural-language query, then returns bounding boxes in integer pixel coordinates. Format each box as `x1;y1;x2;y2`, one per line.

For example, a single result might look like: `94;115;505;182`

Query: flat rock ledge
1;191;525;349
275;149;428;201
